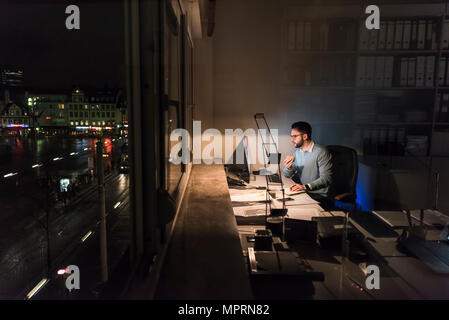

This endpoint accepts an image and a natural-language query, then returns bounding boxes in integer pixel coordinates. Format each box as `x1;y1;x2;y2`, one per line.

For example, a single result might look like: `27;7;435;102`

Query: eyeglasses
290;134;303;138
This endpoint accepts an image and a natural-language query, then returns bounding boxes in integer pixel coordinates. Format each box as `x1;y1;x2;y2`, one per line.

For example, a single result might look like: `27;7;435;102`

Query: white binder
378;21;387;50
411;20;418;49
369;28;378;50
357;57;367;87
386;21;395;50
431;21;437;50
445;57;449;87
425;56;435;87
400;58;408;86
426;20;434;50
287;21;296;50
304;22;312;50
407;58;416;86
435;93;441;120
365;57;375;87
394;21;404;49
360;22;370;50
442;20;449;50
295;21;304;50
439;57;447;86
383;56;394;87
375;56;385;87
441;94;449;122
416;56;426;86
403;20;411;50
319;22;329;50
417;20;426;49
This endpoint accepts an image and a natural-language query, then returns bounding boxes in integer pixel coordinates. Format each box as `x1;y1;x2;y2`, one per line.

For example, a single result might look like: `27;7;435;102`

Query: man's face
290;129;307;148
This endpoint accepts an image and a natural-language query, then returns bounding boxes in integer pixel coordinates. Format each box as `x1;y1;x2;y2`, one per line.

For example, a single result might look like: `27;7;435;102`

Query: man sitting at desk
282;121;333;208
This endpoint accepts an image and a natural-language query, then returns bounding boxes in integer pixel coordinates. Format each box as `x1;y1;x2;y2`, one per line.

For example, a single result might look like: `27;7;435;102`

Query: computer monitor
224;136;251;183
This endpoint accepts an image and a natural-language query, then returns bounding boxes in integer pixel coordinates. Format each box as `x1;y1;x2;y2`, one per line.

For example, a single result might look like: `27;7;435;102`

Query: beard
294;139;304;149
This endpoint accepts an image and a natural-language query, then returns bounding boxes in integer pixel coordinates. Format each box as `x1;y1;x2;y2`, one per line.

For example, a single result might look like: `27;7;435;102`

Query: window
70;112;73;117
97;112;100;117
92;112;95;117
85;112;88;117
112;112;115;118
74;112;78;117
106;112;110;117
102;112;105;117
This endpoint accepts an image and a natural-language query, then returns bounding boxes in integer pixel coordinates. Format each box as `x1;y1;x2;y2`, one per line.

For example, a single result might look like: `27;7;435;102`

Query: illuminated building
1;68;24;87
24;88;127;134
67;89;124;133
0;102;30;135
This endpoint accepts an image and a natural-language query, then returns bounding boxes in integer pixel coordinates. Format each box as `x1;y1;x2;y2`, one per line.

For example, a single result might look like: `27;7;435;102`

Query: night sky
0;0;125;90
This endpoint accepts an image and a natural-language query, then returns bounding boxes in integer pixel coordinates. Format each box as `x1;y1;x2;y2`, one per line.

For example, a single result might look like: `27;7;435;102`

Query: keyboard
267;173;281;183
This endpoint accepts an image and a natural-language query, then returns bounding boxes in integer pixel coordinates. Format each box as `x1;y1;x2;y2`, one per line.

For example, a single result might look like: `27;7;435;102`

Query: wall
193;0;449;213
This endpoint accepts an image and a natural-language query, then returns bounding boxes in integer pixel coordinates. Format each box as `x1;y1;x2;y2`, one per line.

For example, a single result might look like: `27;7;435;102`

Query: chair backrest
326;145;358;199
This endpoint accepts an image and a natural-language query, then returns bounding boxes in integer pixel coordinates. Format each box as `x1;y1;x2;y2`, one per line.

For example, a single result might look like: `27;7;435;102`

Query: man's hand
290;184;306;192
284;156;294;169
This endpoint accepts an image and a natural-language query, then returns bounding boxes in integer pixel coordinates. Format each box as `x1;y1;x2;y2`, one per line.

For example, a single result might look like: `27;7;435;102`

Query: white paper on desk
233;205;267;217
286;207;323;221
284;189;306;196
283;193;319;206
230;192;269;203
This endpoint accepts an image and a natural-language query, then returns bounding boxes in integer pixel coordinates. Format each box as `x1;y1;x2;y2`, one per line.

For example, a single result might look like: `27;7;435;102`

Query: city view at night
0;0;131;299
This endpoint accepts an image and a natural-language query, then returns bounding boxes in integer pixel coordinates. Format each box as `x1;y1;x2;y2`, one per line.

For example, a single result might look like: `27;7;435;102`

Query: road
0;135;130;299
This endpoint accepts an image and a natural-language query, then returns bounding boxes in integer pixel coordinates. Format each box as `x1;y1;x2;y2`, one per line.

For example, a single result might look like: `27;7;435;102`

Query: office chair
326;145;359;211
324;146;363;271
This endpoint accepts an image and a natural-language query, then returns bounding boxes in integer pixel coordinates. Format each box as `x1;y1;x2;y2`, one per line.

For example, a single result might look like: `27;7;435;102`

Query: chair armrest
334;192;354;201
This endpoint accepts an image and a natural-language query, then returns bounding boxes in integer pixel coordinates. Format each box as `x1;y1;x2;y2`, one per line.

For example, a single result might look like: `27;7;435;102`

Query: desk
229;174;374;299
228;173;449;299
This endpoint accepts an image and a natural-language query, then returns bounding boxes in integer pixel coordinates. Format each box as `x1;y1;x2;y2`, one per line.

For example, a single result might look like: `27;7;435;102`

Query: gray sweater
282;142;333;198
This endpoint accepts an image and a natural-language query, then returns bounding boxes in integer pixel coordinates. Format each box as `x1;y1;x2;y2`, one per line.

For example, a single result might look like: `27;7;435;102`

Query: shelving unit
279;1;449;213
281;2;449;158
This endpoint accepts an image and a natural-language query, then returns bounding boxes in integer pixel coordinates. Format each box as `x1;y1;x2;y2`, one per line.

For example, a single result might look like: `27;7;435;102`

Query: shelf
357;87;435;90
287;50;438;55
312;122;433;126
355;122;433;126
286;50;357;55
313;121;354;125
284;86;435;91
360;155;432;159
359;50;438;55
283;86;354;90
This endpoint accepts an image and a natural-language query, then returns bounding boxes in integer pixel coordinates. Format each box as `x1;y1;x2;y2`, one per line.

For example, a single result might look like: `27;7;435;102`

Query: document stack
357;56;393;88
360;19;438;51
287;20;357;51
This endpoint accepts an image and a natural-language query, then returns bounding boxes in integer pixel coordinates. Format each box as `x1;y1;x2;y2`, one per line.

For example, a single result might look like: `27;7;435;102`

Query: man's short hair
291;121;312;139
